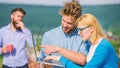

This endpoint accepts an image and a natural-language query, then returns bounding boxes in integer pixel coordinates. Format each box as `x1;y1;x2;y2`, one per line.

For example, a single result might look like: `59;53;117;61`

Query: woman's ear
90;26;94;33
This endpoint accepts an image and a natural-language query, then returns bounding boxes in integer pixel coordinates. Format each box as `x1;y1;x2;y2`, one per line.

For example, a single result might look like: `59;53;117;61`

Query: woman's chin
82;37;86;41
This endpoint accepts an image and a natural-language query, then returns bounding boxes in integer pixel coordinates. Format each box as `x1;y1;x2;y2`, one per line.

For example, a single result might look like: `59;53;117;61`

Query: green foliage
35;35;42;51
110;40;120;63
119;58;120;63
112;29;120;36
0;4;62;35
0;55;3;67
82;4;120;32
0;3;120;35
0;3;120;67
110;40;120;53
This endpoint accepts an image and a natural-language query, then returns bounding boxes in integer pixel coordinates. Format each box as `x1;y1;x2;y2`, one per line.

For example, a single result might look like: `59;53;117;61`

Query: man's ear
11;14;13;19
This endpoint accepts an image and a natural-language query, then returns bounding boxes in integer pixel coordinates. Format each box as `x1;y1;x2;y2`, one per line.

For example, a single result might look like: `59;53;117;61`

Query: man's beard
12;20;21;30
62;26;75;34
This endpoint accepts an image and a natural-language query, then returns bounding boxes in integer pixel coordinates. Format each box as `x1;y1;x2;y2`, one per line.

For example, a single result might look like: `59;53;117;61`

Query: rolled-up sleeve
23;28;34;47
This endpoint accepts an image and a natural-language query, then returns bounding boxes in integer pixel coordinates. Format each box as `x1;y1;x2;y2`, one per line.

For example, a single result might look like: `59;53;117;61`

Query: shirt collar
6;23;22;32
6;23;11;30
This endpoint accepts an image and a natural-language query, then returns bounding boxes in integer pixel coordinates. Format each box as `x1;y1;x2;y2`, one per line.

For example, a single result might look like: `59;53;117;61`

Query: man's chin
16;27;21;30
63;30;69;33
13;25;20;30
62;28;71;33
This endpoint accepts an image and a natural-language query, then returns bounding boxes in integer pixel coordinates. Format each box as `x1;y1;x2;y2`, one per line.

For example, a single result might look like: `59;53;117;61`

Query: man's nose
63;22;68;27
19;17;23;21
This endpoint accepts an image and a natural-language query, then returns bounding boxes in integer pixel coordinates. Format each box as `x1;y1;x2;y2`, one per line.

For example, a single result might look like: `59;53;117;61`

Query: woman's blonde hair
76;14;106;44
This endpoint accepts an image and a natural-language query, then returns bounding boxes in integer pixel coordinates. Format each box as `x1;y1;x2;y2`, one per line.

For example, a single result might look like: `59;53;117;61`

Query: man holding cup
0;8;34;68
6;44;13;53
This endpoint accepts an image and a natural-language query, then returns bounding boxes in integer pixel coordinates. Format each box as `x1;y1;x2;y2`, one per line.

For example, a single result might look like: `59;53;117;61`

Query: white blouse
87;38;103;63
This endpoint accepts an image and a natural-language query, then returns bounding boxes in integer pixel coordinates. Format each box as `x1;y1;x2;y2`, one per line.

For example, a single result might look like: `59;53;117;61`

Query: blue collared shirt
0;24;33;67
40;25;88;58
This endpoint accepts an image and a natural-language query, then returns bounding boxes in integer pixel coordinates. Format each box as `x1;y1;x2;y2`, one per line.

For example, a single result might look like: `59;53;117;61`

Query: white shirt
87;38;103;63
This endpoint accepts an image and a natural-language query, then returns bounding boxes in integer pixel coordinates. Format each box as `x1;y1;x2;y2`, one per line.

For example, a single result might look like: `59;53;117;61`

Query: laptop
31;35;64;67
36;57;65;67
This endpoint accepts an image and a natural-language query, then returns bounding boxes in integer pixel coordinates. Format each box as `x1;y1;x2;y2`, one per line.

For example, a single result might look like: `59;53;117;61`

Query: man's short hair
59;0;82;19
11;7;26;15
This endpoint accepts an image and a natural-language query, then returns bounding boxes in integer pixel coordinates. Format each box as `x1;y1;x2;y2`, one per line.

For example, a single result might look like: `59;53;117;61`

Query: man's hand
2;46;8;54
39;45;60;55
16;21;25;30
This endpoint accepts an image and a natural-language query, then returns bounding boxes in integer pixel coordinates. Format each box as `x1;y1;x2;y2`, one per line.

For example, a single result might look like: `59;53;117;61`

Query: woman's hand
44;56;60;62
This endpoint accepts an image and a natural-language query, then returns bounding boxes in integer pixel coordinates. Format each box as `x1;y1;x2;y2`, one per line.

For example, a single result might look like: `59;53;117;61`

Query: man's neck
10;22;16;32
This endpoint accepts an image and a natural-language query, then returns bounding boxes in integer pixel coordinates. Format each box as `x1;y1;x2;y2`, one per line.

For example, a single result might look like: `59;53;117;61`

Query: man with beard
40;0;89;68
0;8;34;68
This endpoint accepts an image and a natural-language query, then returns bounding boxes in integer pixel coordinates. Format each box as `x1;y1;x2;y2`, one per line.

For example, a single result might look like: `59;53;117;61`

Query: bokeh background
0;0;120;67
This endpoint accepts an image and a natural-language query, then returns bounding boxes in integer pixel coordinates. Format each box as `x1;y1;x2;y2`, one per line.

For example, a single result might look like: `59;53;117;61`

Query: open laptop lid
32;34;64;67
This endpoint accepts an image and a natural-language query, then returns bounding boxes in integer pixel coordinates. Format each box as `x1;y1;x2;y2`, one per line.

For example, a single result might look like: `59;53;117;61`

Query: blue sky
0;0;120;6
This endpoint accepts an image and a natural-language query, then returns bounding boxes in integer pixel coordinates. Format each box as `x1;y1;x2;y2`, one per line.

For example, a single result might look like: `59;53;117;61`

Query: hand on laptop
44;56;60;62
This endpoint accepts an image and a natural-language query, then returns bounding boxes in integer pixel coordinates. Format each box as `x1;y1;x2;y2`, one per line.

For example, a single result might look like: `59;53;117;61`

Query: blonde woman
76;13;118;68
40;14;118;68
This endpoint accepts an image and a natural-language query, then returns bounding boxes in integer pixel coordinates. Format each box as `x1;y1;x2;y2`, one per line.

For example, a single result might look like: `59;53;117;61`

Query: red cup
7;44;13;53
